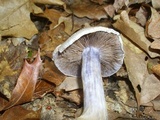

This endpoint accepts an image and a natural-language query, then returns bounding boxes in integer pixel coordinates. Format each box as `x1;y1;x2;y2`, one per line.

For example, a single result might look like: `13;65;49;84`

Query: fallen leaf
42;59;65;86
113;10;159;58
57;77;82;91
64;0;107;20
33;80;55;99
0;41;27;98
150;39;160;50
150;64;160;76
0;96;9;111
33;0;64;5
0;105;41;120
151;0;160;9
113;0;125;12
146;7;160;39
54;15;92;35
144;107;160;120
151;97;160;110
41;8;62;29
141;74;160;104
0;0;42;39
54;15;73;35
2;50;42;110
122;35;160;105
39;24;69;57
104;5;115;18
122;35;143;106
61;90;83;105
135;7;147;26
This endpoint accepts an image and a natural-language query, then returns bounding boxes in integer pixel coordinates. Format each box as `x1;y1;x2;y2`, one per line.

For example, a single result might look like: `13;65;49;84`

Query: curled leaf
146;7;160;39
113;10;159;58
3;50;42;110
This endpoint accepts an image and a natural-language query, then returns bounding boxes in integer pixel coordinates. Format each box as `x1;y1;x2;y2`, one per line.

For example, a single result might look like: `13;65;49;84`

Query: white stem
78;47;107;120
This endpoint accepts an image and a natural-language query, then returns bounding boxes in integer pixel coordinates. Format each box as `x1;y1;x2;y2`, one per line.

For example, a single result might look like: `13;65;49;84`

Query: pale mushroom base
77;47;107;120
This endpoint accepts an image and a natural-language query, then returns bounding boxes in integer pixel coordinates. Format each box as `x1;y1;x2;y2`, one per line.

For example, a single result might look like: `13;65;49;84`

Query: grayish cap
52;26;124;77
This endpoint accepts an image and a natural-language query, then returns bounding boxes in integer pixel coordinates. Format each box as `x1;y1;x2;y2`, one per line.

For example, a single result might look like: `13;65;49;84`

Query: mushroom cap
52;26;124;77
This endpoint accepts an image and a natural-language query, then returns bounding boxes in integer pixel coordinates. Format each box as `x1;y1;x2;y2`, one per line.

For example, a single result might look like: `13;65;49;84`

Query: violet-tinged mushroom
52;26;124;120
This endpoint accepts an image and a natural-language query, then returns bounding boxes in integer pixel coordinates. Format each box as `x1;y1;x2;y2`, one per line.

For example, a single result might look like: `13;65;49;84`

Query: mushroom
52;26;124;120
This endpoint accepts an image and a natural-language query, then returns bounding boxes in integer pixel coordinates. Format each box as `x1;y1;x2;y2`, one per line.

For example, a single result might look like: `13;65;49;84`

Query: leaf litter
0;0;160;120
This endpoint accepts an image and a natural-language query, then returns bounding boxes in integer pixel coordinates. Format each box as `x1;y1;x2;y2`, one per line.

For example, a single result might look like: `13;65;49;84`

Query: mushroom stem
78;47;107;120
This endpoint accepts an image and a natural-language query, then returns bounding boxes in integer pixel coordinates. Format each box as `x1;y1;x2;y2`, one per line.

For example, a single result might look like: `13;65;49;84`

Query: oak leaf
0;0;42;39
0;50;42;110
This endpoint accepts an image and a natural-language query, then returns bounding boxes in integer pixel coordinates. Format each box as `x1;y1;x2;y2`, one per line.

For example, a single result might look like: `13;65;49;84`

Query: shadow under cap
53;28;124;77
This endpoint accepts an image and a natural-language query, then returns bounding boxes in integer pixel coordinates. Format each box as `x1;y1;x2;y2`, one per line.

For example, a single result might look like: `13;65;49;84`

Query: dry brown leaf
70;16;92;33
54;15;92;35
33;0;64;5
0;105;41;120
41;8;62;29
150;64;160;76
0;0;42;39
40;24;68;57
122;35;160;105
113;0;125;12
2;50;42;110
64;0;107;20
61;90;83;105
42;59;65;86
38;31;51;50
151;0;160;9
150;39;160;50
0;42;28;98
141;74;160;104
151;98;160;110
54;16;73;35
0;96;9;111
57;77;83;91
146;7;160;39
122;35;144;106
33;80;55;99
135;7;147;26
113;10;159;58
104;5;115;18
144;106;160;119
